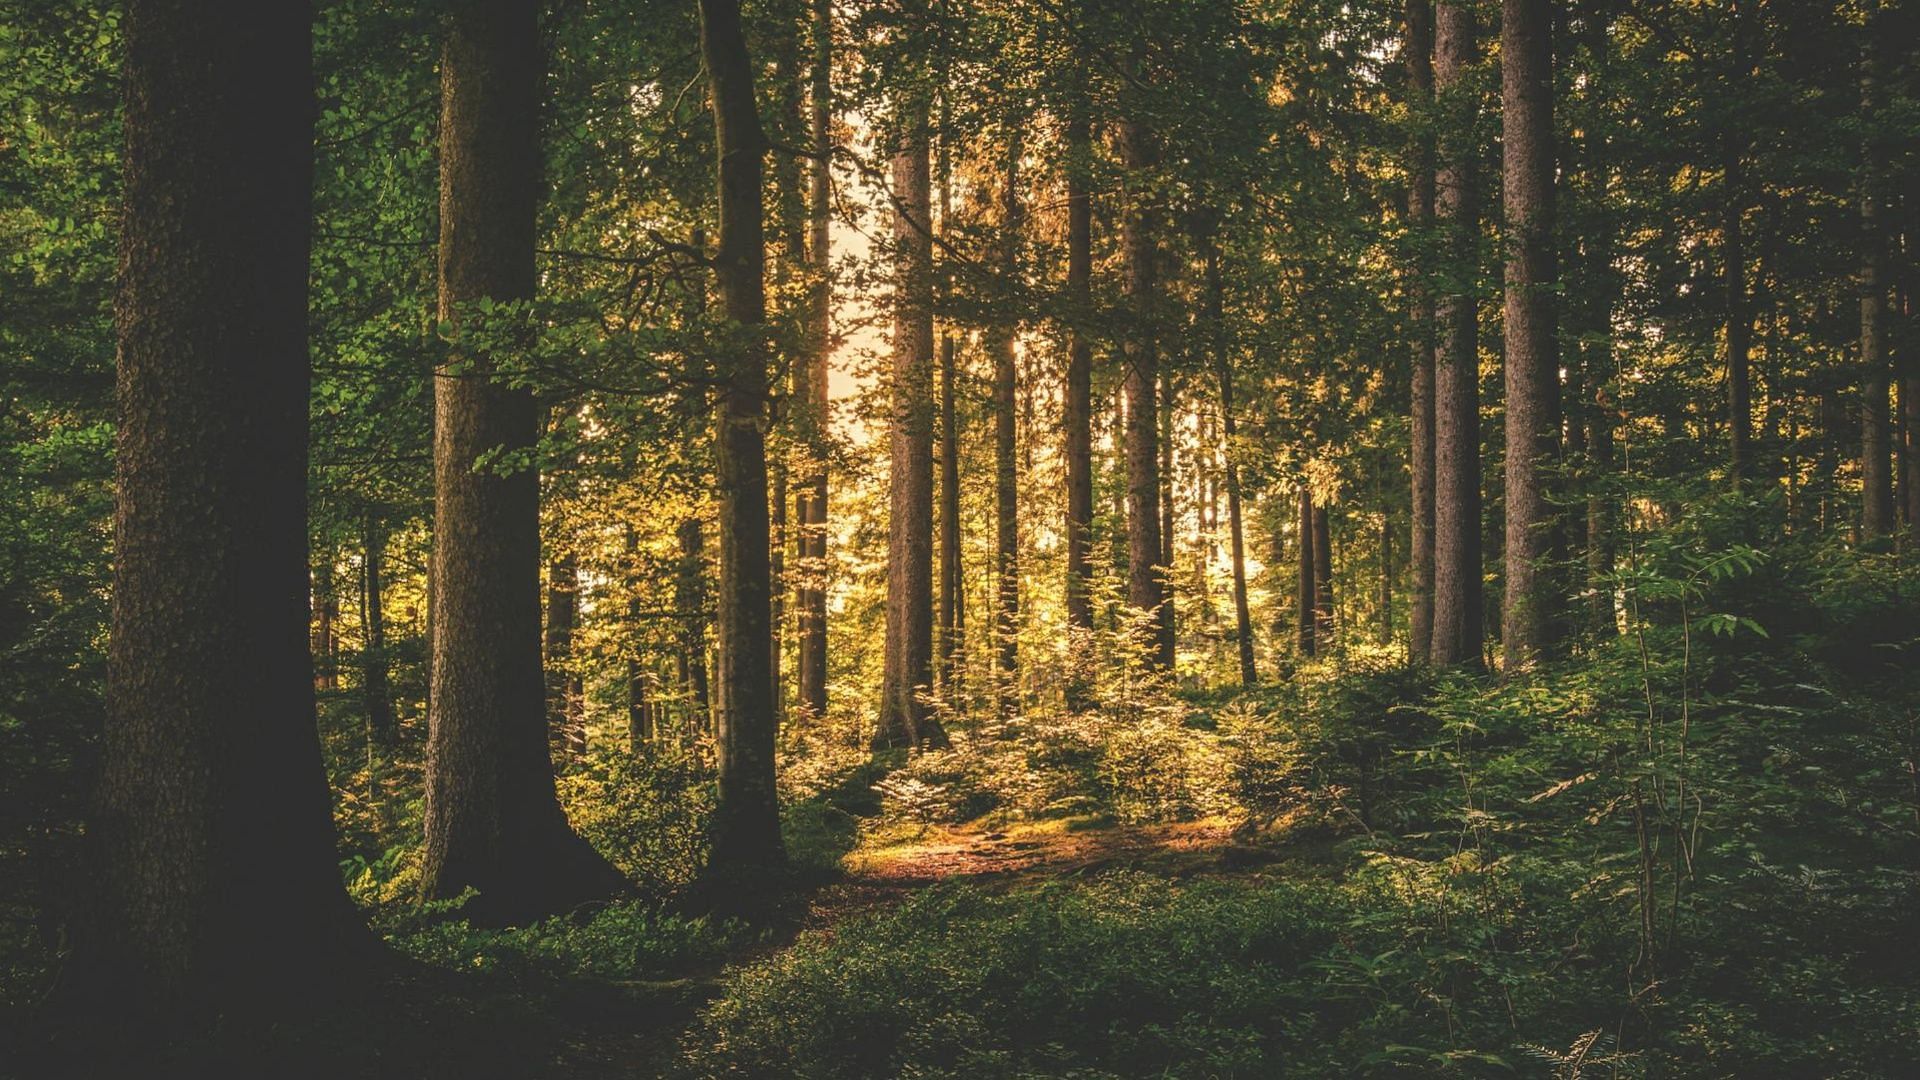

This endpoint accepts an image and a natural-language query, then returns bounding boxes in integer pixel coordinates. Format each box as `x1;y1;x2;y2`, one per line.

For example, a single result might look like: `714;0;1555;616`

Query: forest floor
538;812;1338;1078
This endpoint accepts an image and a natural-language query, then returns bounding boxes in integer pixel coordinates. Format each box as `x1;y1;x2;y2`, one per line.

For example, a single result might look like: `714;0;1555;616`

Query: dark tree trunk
1859;21;1894;541
935;107;964;692
1378;509;1394;645
1064;107;1095;638
313;557;338;692
544;553;582;758
1296;487;1316;658
698;0;784;872
992;148;1022;706
1903;374;1920;533
1500;0;1558;671
1119;111;1172;669
1406;0;1437;661
422;0;624;924
795;0;832;722
1429;0;1484;669
625;525;650;750
1197;227;1256;686
1725;0;1752;484
75;0;372;1034
1313;502;1335;645
878;105;945;748
364;515;395;747
676;518;711;726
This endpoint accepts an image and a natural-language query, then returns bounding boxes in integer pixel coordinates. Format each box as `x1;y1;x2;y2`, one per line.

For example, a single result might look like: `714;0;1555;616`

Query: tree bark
698;0;784;872
1197;228;1256;686
795;0;832;723
76;0;372;1033
1406;0;1437;661
935;99;964;692
1500;0;1558;672
1296;487;1317;658
1859;17;1894;541
992;146;1022;707
878;104;945;748
1429;0;1484;669
544;552;582;758
422;0;624;923
675;518;712;727
1313;502;1335;645
313;557;338;692
1119;110;1172;669
364;515;395;747
1725;0;1752;485
1064;107;1095;636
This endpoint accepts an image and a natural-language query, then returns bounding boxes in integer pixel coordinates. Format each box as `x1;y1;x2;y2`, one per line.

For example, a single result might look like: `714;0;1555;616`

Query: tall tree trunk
364;515;395;747
1725;0;1752;485
935;105;964;692
1119;109;1172;669
625;525;650;749
992;147;1022;707
1903;373;1920;534
422;0;624;923
544;553;581;758
1378;509;1394;645
795;0;832;722
1859;16;1894;541
76;0;371;1033
1429;0;1484;669
698;0;784;872
1296;487;1316;658
1199;228;1256;686
676;518;712;727
1406;0;1437;660
1313;502;1335;645
1500;0;1558;672
878;103;945;749
313;557;338;692
1063;106;1095;637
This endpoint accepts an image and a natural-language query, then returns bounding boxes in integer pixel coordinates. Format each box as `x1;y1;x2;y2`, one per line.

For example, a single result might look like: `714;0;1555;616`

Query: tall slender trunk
878;103;945;749
1406;0;1437;661
364;515;395;746
992;146;1022;706
935;104;964;691
76;0;372;1032
1500;0;1558;671
544;552;581;758
1858;14;1892;541
795;0;832;722
625;525;650;749
1378;509;1394;645
1429;0;1483;669
1313;502;1335;645
313;557;338;692
1903;372;1920;533
1063;105;1095;637
1726;0;1752;484
1198;228;1256;686
422;0;623;923
1296;487;1317;658
698;0;784;872
1119;108;1172;669
676;518;711;725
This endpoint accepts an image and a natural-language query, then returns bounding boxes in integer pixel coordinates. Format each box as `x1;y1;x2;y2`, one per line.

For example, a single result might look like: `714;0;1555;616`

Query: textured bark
675;518;712;725
878;111;945;748
625;525;650;749
544;553;582;758
363;516;395;747
935;111;964;690
1063;108;1095;635
1500;0;1558;672
1377;511;1394;645
1429;1;1484;669
1313;503;1335;645
1296;487;1317;657
1726;0;1752;484
699;0;784;872
1903;374;1920;533
992;149;1022;704
76;0;371;1031
1197;229;1256;686
313;557;338;692
422;0;624;923
795;0;832;722
1406;0;1437;661
1859;21;1894;541
1119;111;1172;669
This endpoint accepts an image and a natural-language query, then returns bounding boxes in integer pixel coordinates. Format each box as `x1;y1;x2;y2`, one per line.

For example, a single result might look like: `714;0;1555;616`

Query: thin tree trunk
1297;487;1316;658
878;102;944;749
1119;109;1172;669
364;515;396;747
544;553;582;758
313;557;338;692
1429;0;1484;670
676;518;711;726
935;103;964;692
698;0;784;872
1063;105;1095;637
1903;373;1920;534
992;146;1022;706
76;0;372;1032
1198;227;1256;687
795;0;832;722
1406;0;1437;661
1859;14;1893;541
1726;0;1752;485
1500;0;1558;672
422;0;624;923
1378;510;1394;645
1313;502;1335;645
625;524;649;750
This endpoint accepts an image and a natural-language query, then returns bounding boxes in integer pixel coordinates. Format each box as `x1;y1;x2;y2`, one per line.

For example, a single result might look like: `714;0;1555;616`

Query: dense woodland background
2;0;1918;1075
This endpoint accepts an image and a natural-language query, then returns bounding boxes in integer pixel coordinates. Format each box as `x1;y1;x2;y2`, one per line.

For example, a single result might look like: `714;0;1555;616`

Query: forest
2;0;1918;1075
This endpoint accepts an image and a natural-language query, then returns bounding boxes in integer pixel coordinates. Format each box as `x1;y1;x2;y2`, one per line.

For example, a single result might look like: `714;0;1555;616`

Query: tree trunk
676;517;711;727
1500;0;1558;672
1313;502;1335;646
1197;228;1256;687
878;104;945;749
1378;510;1394;645
544;553;582;758
1406;0;1437;661
1903;374;1920;533
698;0;784;872
1859;19;1894;542
75;0;372;1034
313;557;338;692
1429;0;1484;670
364;515;395;747
935;108;964;693
1119;110;1172;669
992;147;1022;707
795;0;832;723
1296;487;1316;658
1725;0;1752;485
625;525;650;750
1063;107;1095;638
422;0;624;923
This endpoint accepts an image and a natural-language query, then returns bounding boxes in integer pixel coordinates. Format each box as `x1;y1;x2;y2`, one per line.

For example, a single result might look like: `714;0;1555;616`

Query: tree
992;144;1022;706
1296;486;1316;657
1499;0;1558;670
71;0;372;1035
421;0;625;923
1062;101;1096;637
1312;501;1334;646
795;0;832;722
1428;0;1483;669
1120;107;1172;670
363;513;396;746
1858;9;1893;542
1405;0;1436;660
697;0;784;872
